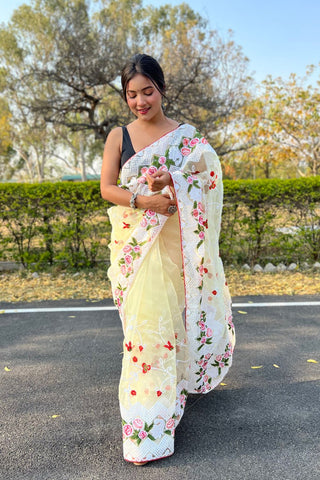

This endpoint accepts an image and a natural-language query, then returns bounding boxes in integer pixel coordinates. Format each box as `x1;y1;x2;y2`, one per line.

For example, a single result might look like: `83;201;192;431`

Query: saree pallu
107;123;235;463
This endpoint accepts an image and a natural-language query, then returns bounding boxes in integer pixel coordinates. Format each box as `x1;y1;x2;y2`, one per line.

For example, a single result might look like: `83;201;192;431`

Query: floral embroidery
140;209;160;230
125;341;134;351
196;311;213;351
183;172;200;193
122;416;175;444
114;283;126;308
122;222;130;228
209;170;218;190
193;201;209;249
195;353;213;392
142;362;151;373
210;342;233;375
119;237;146;278
228;314;235;335
164;341;174;351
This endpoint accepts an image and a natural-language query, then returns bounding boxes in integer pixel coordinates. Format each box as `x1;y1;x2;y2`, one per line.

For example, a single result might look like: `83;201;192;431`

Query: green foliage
0;177;319;270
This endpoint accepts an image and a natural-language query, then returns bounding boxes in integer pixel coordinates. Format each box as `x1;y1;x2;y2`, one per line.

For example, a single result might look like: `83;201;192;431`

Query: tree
227;67;320;178
0;0;252;180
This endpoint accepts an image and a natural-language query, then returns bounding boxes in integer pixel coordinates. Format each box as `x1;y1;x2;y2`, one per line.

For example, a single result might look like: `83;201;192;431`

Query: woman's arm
100;128;176;216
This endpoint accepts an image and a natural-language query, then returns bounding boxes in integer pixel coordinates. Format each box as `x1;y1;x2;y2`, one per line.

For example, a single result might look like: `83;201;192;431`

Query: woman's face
126;73;163;121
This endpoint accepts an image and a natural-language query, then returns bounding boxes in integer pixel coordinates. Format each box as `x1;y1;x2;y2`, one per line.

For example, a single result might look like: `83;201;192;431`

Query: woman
100;54;235;465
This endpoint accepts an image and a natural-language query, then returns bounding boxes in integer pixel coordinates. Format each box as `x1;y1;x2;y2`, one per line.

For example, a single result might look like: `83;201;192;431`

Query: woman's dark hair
121;54;166;102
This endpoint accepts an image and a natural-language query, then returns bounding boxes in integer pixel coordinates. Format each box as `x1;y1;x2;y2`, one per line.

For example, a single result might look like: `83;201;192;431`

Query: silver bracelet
130;192;138;209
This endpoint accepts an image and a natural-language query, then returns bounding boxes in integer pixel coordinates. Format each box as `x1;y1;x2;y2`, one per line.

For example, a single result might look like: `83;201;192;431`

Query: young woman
100;54;235;465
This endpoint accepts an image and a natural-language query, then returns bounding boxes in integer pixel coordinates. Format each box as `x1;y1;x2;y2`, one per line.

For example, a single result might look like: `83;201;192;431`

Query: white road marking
0;301;320;314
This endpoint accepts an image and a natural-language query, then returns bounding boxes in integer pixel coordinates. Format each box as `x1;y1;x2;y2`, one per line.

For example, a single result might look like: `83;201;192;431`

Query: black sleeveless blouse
120;126;135;168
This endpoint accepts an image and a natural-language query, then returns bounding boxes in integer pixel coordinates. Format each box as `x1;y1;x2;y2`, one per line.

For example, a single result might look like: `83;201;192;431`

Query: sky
1;0;320;84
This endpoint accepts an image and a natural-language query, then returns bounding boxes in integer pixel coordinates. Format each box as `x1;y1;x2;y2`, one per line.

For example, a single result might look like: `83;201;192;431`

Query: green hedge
0;177;319;269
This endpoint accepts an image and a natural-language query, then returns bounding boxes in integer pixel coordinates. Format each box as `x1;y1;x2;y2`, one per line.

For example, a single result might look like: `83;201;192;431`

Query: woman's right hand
138;193;177;217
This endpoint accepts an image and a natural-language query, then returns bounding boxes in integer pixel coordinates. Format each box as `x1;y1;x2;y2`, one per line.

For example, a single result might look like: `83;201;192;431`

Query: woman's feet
133;461;148;466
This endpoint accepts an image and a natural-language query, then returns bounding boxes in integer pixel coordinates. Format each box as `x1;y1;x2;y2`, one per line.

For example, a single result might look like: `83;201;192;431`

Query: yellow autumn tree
226;66;320;178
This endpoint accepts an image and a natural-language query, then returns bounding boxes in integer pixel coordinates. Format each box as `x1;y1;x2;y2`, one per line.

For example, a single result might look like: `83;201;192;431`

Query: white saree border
107;124;235;463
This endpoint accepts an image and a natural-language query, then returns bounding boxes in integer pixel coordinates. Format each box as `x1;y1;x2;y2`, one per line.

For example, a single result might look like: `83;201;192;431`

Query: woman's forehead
127;74;154;91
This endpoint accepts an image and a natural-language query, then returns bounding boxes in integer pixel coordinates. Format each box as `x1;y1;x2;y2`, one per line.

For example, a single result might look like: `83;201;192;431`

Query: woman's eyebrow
127;86;154;93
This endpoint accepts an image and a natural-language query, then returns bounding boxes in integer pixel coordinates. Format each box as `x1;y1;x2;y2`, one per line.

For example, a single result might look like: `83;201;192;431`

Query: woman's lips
137;108;150;115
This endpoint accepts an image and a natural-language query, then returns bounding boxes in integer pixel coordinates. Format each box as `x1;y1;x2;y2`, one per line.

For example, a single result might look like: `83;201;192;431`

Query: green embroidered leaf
148;434;156;441
164;430;172;435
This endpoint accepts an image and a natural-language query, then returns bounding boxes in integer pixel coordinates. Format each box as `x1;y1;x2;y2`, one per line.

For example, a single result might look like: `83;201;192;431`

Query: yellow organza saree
108;124;235;463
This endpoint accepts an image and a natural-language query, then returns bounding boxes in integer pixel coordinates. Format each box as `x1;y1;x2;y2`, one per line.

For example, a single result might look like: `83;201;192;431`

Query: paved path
1;296;319;480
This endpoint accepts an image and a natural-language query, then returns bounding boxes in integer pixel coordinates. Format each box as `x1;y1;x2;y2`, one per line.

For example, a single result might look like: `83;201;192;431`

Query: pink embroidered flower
201;137;208;144
190;137;200;147
199;265;204;275
159;165;168;171
150;217;158;225
219;362;224;368
114;288;120;296
123;424;133;437
181;147;191;156
187;175;193;184
198;215;204;225
124;254;133;264
199;231;205;240
204;375;209;382
206;327;213;337
202;361;208;368
166;418;175;430
120;264;126;276
140;217;148;228
123;245;132;253
132;418;144;430
133;245;140;253
193;209;199;217
180;394;186;406
201;337;206;344
216;355;222;362
146;209;156;217
199;321;206;331
127;265;133;274
141;167;148;174
137;176;146;183
159;156;166;164
205;353;211;360
198;201;205;212
224;351;230;359
148;166;157;175
138;430;148;440
183;138;189;146
117;298;121;307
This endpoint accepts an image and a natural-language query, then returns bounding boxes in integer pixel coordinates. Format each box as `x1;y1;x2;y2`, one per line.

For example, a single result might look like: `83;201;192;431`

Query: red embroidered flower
122;222;130;229
125;341;134;351
142;363;151;373
157;390;162;397
212;290;217;295
210;171;215;177
139;345;143;352
164;341;174;351
132;356;138;362
131;390;136;396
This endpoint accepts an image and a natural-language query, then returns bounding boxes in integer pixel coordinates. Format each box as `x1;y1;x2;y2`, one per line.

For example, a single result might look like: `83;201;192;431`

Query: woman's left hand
146;170;173;192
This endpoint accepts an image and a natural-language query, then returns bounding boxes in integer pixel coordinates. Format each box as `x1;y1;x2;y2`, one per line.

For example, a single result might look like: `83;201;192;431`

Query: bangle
130;192;138;209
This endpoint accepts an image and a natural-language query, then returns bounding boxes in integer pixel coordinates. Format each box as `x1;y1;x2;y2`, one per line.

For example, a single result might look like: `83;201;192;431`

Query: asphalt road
0;295;319;480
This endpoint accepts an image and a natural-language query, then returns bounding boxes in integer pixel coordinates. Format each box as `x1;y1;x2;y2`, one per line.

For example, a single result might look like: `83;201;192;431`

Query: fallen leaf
51;414;61;418
307;359;318;364
4;366;11;371
220;382;227;386
251;365;263;369
0;310;5;314
237;311;247;314
68;316;75;318
273;364;280;368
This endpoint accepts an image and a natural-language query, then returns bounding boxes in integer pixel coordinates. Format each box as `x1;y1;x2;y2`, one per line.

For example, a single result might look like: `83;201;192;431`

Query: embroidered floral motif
122;416;175;444
118;237;146;278
228;314;235;335
210;342;233;375
140;208;160;230
142;362;151;373
209;170;218;190
193;201;209;249
125;341;134;351
114;283;127;308
196;311;213;350
164;341;174;351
